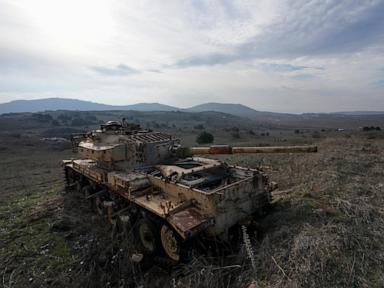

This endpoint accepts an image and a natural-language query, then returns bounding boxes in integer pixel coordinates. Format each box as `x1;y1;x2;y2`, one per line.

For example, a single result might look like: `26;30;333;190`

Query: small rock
131;253;143;263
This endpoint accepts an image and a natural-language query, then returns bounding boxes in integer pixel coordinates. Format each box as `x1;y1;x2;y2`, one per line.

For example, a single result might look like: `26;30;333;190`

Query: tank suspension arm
189;145;317;155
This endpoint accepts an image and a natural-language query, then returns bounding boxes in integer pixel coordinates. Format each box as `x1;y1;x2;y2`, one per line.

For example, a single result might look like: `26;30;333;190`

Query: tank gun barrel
188;145;317;155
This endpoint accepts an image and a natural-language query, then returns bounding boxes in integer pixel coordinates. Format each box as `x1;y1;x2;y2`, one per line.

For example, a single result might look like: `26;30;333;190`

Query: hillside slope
0;98;179;114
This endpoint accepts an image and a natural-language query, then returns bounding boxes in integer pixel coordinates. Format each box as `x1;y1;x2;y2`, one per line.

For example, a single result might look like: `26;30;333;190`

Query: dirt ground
1;129;384;287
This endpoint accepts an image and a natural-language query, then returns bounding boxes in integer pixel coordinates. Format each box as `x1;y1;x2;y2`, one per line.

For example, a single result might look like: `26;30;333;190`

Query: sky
0;0;383;113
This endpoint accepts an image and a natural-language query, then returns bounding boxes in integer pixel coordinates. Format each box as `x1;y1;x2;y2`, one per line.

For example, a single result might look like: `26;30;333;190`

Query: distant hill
330;111;384;116
185;102;259;116
120;103;178;112
1;98;383;119
0;98;264;116
0;98;109;114
0;98;179;114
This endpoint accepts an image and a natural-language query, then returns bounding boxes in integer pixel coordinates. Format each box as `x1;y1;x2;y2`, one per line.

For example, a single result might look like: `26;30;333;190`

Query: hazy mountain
186;102;259;116
1;98;382;117
329;111;384;116
0;98;179;114
0;98;262;116
0;98;108;114
120;103;178;111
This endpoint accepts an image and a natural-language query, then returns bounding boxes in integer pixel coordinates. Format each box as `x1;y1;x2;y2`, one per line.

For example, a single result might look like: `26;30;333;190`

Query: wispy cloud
291;74;316;81
260;63;308;73
92;64;139;76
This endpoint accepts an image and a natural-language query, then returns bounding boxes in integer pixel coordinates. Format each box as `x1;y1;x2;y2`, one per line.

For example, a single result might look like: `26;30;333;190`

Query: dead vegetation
1;127;384;287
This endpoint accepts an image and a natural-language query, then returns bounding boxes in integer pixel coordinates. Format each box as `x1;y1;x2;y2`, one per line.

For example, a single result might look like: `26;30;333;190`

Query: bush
362;126;381;131
196;131;214;144
194;124;204;130
231;131;240;139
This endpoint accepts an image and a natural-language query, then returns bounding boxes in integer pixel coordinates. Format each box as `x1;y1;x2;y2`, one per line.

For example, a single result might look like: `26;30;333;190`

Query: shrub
231;131;240;139
196;131;214;144
362;126;381;131
194;124;204;130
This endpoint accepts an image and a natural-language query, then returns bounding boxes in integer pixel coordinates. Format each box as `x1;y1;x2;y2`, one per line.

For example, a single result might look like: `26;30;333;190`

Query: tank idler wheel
136;218;158;254
160;224;181;262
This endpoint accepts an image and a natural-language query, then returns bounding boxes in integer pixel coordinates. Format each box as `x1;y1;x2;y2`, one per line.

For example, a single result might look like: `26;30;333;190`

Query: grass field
0;112;383;287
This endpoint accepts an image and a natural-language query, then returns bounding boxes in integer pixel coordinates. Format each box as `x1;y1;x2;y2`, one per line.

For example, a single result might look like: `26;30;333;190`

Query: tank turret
64;121;317;261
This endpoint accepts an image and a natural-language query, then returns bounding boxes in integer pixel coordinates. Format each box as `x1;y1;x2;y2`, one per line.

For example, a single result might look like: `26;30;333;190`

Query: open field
0;111;384;287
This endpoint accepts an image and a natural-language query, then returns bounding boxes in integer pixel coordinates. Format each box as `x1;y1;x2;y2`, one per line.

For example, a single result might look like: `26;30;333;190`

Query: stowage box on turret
63;121;317;261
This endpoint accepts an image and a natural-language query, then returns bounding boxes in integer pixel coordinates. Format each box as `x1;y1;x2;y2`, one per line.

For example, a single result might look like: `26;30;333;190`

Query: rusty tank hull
63;121;316;261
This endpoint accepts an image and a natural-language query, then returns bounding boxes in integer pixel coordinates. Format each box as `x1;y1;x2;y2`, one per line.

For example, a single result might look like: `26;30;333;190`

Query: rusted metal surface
232;145;317;153
190;145;317;154
70;159;107;183
167;207;210;238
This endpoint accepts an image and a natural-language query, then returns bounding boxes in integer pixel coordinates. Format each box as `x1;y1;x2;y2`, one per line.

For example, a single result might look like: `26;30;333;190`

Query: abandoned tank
63;120;317;261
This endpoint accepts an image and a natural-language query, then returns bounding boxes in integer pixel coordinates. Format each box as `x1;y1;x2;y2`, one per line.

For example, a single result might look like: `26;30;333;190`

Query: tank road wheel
136;218;158;254
160;224;181;262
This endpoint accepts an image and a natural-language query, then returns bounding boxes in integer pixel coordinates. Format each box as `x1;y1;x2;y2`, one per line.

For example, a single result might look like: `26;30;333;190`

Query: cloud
92;64;139;76
260;63;308;73
175;0;384;67
291;74;316;81
147;69;162;73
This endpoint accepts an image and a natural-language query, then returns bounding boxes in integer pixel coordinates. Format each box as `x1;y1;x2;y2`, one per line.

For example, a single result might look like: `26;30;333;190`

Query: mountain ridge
1;97;383;116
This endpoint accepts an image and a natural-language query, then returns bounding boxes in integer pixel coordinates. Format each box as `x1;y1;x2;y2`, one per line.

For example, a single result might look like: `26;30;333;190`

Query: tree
196;131;214;144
